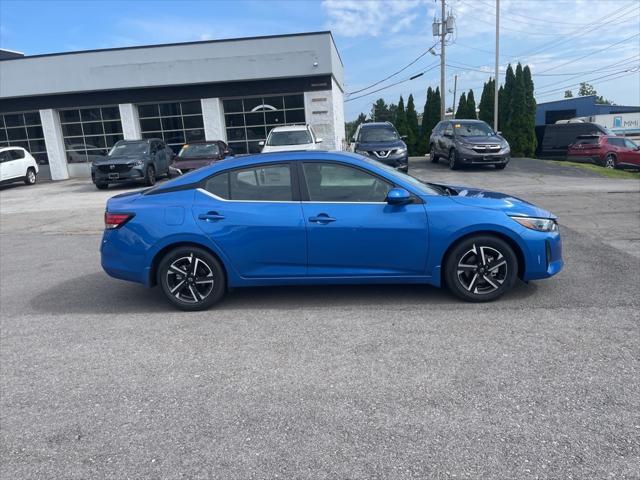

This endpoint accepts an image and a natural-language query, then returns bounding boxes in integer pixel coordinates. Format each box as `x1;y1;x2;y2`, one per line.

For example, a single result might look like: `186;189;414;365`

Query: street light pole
440;0;446;120
494;0;500;130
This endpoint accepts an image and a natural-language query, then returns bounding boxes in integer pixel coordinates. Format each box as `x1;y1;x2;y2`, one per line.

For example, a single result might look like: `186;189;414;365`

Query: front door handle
309;214;336;224
198;211;225;222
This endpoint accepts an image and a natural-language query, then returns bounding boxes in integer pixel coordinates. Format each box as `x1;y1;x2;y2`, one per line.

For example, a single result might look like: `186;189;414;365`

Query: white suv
260;125;323;153
0;147;39;186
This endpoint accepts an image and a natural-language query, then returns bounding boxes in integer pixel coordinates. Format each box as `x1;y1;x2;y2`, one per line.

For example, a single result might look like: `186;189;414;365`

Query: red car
169;140;234;175
567;135;640;169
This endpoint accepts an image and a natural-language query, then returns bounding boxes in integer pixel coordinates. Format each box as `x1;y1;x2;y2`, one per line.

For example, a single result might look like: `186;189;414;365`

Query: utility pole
440;0;446;120
494;0;500;130
452;74;458;116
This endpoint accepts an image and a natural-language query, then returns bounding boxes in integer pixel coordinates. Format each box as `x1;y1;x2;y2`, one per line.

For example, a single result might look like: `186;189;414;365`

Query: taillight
104;212;134;229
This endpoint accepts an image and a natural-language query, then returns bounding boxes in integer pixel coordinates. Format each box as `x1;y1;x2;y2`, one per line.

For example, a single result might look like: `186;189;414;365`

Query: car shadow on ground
30;271;540;315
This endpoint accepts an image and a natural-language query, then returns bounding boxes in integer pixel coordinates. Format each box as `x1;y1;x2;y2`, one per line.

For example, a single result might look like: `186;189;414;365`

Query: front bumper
92;166;145;184
521;228;563;281
458;148;510;165
373;155;409;171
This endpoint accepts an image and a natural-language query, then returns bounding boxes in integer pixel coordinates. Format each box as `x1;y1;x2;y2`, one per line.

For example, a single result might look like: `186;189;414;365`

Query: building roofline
536;95;598;106
0;30;341;62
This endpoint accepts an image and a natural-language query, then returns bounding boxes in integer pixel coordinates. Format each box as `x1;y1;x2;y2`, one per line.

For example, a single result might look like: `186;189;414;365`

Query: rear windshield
179;143;219;158
267;131;312;146
109;142;147;156
454;122;494;137
359;127;399;142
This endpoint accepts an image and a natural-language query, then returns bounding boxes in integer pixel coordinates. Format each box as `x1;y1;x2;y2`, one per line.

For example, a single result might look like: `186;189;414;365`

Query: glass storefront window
0;111;49;164
222;94;305;154
137;100;205;153
59;106;123;163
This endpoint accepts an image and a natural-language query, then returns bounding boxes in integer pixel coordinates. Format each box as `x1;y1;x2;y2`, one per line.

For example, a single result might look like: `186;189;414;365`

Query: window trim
297;161;397;204
200;161;300;203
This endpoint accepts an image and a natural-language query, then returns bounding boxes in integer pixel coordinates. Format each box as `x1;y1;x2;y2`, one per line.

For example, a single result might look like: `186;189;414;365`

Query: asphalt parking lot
1;157;639;479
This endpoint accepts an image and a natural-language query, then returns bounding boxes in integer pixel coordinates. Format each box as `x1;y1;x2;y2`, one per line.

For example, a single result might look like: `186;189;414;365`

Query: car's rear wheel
158;246;226;311
449;149;459;170
430;146;439;163
145;165;156;186
445;235;517;302
604;154;617;169
24;167;37;185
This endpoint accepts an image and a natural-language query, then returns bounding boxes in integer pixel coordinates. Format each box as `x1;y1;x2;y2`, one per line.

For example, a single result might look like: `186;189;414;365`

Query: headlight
395;147;407;155
510;216;558;232
355;149;369;156
458;142;474;150
133;159;144;166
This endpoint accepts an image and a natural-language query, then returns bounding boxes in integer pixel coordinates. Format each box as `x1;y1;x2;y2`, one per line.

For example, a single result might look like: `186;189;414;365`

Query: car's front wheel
158;246;226;311
24;167;37;185
449;149;459;170
145;165;156;186
445;235;517;302
429;146;439;163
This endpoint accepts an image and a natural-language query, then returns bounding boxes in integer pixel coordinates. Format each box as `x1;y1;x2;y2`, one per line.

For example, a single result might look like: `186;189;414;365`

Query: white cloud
322;0;427;37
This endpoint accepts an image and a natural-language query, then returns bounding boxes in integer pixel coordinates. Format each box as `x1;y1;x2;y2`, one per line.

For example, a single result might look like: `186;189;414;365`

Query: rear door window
205;164;292;201
9;149;25;160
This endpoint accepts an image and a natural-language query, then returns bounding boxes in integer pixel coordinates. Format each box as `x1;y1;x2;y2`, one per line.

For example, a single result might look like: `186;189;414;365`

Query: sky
0;0;638;121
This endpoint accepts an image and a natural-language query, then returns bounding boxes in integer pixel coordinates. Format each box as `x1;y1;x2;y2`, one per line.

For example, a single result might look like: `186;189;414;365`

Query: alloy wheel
456;243;508;295
165;253;215;304
449;150;458;170
605;155;616;169
27;170;36;184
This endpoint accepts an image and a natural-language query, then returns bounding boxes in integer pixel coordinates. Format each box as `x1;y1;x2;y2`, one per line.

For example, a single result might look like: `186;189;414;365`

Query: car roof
269;125;310;132
360;122;395;128
0;146;26;151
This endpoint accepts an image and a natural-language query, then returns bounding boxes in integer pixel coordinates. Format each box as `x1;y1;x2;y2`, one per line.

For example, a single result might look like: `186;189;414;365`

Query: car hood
172;158;217;169
456;135;504;144
436;183;555;219
357;140;406;150
93;155;139;165
261;144;317;153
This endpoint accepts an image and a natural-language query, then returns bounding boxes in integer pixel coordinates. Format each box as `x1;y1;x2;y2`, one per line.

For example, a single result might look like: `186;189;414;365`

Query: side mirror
351;137;356;143
401;135;408;139
224;148;233;156
258;140;265;146
496;131;502;136
443;132;453;138
386;188;411;205
316;138;323;143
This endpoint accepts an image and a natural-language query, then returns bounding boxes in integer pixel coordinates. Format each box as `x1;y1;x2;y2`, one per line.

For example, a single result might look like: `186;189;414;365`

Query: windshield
108;142;147;156
267;131;312;146
360;127;399;143
361;157;441;196
179;143;219;158
454;122;495;137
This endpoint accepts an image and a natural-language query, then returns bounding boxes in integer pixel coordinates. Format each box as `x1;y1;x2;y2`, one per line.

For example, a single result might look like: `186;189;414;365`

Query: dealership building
0;31;345;180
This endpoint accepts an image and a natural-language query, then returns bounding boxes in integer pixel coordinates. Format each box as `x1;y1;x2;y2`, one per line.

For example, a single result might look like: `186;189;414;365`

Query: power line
345;42;438;96
345;63;440;103
535;71;639;99
535;68;640;96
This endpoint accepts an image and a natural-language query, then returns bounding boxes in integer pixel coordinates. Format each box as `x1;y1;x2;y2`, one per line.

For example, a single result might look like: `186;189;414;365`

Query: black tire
429;145;439;163
449;149;459;170
495;163;507;170
145;165;156;186
445;235;517;302
95;183;109;190
604;154;617;169
24;167;37;185
158;246;226;311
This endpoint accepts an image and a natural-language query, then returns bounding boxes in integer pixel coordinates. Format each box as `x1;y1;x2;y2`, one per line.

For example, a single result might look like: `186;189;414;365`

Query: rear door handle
198;212;225;222
309;214;336;224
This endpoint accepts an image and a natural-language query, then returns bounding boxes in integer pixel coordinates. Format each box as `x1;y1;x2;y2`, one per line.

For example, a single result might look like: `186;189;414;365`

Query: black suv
91;139;173;189
429;120;510;170
350;122;409;172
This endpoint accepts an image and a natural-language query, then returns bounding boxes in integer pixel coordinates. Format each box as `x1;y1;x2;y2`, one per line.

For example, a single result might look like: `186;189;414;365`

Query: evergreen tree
345;112;367;141
371;98;392;122
478;77;494;125
418;87;433;155
499;64;516;135
455;92;467;119
405;94;419;155
466;89;477;119
523;65;537;157
506;63;528;156
394;96;408;138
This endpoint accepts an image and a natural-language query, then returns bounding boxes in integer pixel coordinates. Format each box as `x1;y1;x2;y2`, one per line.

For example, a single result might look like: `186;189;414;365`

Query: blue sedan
101;151;563;310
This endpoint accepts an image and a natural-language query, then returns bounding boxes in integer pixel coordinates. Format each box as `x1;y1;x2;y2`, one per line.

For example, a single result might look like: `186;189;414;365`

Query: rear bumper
100;229;150;286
